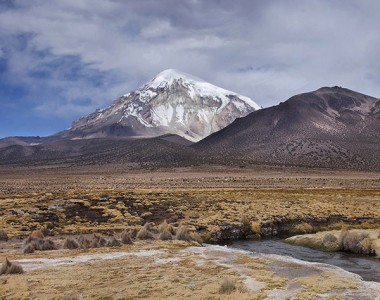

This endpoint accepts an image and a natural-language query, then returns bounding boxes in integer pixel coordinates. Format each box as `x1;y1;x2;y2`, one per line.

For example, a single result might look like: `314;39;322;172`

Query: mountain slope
194;86;380;170
59;69;260;142
0;136;203;167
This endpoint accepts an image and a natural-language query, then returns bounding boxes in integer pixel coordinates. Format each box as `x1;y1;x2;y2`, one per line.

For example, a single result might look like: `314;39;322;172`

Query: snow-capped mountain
64;69;261;142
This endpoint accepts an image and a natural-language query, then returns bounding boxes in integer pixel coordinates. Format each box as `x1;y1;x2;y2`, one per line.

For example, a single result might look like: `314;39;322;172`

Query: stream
228;239;380;282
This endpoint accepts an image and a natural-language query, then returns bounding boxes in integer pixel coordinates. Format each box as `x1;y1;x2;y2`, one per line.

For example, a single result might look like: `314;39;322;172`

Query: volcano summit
61;69;261;142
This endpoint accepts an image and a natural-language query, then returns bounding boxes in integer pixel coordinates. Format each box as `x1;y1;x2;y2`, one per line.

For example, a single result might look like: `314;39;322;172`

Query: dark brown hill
194;87;380;170
0;136;202;168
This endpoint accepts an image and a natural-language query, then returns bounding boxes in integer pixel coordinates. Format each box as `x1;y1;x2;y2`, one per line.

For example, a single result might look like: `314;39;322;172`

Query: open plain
1;165;380;299
1;165;380;238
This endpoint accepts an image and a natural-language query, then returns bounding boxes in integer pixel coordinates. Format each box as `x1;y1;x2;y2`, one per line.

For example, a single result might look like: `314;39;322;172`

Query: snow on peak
153;69;205;84
71;69;261;142
140;69;261;111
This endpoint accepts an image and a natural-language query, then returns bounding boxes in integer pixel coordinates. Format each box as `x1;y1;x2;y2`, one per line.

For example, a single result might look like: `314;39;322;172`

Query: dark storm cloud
0;0;379;133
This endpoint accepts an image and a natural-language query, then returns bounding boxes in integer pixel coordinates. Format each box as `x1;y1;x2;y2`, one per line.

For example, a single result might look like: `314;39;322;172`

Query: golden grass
0;238;370;299
295;271;358;293
0;241;268;299
1;186;379;238
291;223;314;234
287;229;380;255
0;167;378;299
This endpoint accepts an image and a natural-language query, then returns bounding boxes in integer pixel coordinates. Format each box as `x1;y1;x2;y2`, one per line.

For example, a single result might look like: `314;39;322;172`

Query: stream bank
227;239;380;283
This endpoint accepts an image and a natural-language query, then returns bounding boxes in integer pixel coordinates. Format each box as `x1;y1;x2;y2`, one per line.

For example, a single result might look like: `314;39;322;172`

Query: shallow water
228;239;380;282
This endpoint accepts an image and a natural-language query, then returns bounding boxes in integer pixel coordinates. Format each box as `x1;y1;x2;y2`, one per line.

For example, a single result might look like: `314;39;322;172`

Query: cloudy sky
0;0;379;137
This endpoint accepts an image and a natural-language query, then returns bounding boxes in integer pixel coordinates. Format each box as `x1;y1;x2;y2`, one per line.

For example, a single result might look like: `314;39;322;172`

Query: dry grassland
1;165;380;299
0;166;379;238
0;241;374;299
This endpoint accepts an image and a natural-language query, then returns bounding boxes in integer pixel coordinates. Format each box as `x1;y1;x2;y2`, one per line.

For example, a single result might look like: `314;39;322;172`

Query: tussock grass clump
251;222;261;234
64;233;123;249
158;220;169;233
80;237;91;249
218;278;236;294
27;238;56;252
291;223;314;234
360;238;374;255
129;228;138;239
323;233;338;244
158;229;173;241
143;222;155;232
90;234;108;248
0;258;24;275
339;229;372;254
166;224;176;235
240;215;251;233
136;224;154;240
63;238;80;249
190;232;203;244
89;239;100;249
158;220;176;235
321;233;339;250
23;231;57;253
23;243;35;254
77;235;85;244
0;229;9;241
158;220;176;234
7;263;24;275
175;225;192;241
77;234;105;249
106;237;121;247
41;228;51;237
23;235;35;247
120;230;133;244
36;238;56;251
373;239;380;257
30;230;45;240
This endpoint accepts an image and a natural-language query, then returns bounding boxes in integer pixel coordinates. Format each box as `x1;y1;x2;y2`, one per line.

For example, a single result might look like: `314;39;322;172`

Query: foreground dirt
1;241;380;300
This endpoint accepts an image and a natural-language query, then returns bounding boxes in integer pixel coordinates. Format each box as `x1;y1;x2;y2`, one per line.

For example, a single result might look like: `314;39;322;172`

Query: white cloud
141;20;173;39
0;0;379;123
